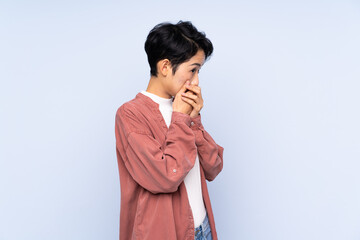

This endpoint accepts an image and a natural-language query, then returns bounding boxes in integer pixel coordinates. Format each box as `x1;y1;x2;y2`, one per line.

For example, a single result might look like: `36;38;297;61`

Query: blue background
1;1;359;239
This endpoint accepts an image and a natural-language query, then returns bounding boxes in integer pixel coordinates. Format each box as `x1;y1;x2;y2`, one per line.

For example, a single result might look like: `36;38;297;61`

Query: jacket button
191;121;194;126
173;169;177;173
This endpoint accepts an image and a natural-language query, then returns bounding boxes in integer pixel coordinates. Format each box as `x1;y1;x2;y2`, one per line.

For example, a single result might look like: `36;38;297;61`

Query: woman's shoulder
115;95;153;135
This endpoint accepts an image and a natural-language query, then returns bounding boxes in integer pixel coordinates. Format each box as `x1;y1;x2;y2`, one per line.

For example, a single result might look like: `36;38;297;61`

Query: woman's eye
191;68;200;73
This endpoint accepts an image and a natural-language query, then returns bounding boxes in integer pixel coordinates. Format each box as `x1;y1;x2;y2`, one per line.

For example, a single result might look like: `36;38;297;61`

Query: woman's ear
157;59;172;77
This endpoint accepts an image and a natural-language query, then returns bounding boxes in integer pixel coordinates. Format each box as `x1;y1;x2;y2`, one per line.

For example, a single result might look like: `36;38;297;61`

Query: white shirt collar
140;90;173;108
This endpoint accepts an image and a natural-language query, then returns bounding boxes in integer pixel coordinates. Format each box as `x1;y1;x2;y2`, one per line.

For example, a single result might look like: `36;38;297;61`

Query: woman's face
167;50;205;96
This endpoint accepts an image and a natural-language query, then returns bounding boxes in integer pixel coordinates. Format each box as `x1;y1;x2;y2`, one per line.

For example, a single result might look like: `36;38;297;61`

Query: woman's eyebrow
189;63;201;67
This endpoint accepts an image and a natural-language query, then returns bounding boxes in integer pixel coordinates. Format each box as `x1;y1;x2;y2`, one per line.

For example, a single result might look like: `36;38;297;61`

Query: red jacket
114;92;224;240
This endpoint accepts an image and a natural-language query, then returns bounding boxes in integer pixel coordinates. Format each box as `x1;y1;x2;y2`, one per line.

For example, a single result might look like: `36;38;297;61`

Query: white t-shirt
140;90;207;228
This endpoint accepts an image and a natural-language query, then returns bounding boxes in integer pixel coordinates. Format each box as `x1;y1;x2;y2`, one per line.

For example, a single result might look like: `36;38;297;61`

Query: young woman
115;20;224;240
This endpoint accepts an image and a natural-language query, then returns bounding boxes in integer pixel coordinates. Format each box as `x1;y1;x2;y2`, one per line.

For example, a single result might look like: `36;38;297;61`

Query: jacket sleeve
190;113;224;182
115;105;197;194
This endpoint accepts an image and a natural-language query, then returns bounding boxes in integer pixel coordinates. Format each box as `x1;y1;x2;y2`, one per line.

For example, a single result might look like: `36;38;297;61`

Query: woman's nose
191;75;199;86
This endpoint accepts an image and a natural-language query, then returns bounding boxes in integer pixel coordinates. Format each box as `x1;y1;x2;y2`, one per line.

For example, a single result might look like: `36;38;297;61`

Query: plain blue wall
1;1;359;239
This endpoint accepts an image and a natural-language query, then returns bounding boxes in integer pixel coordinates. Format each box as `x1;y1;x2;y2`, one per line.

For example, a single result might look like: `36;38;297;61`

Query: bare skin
145;50;205;118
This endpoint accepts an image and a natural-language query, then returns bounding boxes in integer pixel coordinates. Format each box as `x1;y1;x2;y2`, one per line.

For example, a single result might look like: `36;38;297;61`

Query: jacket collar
136;92;175;110
135;92;170;133
136;92;159;109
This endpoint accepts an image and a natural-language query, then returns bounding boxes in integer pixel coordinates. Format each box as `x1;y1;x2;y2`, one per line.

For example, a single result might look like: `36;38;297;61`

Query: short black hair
144;20;214;77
